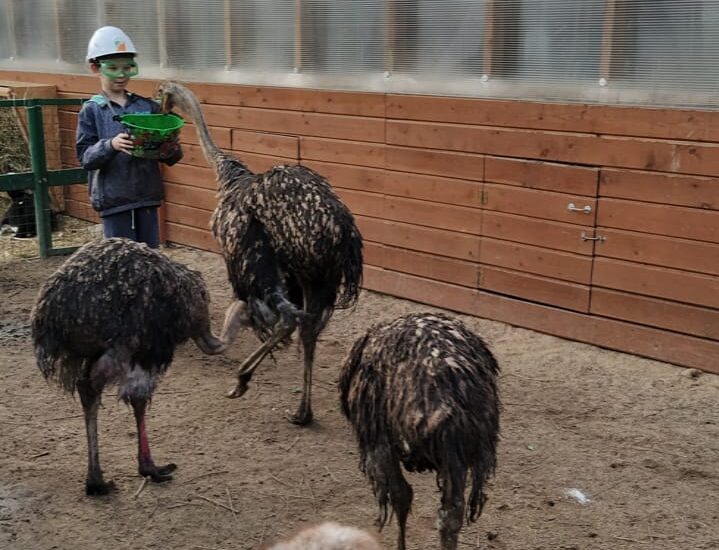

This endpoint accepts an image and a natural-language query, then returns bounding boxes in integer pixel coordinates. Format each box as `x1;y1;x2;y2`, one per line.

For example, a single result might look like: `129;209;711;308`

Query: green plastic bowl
117;113;185;159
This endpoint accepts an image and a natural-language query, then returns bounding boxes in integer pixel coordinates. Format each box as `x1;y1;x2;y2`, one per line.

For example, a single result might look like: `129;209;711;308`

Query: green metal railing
0;97;87;257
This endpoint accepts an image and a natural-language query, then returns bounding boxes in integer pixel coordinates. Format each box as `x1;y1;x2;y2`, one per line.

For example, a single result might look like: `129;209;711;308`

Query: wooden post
6;0;18;59
156;0;168;68
294;0;302;72
224;0;232;69
52;0;63;62
384;0;395;73
482;0;496;77
599;0;618;82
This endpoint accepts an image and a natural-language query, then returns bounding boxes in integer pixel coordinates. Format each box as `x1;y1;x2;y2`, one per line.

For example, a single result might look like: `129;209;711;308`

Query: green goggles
99;59;139;80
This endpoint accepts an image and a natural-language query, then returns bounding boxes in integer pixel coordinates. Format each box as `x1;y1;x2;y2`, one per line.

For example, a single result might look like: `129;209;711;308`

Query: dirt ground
1;242;717;550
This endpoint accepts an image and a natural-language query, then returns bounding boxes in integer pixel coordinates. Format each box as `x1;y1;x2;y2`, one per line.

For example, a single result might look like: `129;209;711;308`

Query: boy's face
90;57;138;94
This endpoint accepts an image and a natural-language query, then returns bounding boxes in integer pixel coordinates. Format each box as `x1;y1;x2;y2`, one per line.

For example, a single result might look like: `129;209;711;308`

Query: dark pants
102;207;160;248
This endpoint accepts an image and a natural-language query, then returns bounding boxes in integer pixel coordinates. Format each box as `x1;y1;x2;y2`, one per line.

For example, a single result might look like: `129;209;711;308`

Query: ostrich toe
85;479;116;496
226;381;249;399
286;407;313;426
141;462;177;482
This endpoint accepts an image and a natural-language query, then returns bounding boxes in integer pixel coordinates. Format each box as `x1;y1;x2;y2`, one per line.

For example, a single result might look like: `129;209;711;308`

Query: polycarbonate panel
611;0;719;91
9;0;60;61
392;0;486;76
1;1;719;109
56;1;101;65
299;0;385;74
164;1;226;70
492;0;604;81
229;0;295;71
0;2;13;60
103;1;161;67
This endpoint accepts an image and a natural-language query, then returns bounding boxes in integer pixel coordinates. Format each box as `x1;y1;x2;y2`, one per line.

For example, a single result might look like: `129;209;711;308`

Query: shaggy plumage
158;81;363;425
31;238;245;495
339;312;500;550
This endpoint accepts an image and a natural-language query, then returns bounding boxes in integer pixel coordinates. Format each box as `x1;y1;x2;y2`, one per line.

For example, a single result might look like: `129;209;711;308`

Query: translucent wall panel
611;0;719;92
164;1;226;70
392;0;486;76
492;0;604;81
1;0;719;109
8;0;61;61
229;0;295;71
299;0;384;74
56;1;101;65
103;1;161;67
0;1;13;59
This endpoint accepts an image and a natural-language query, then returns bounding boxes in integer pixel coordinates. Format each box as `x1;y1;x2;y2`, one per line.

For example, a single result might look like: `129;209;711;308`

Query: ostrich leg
438;465;468;550
367;445;413;550
227;317;297;399
130;397;176;482
289;319;319;425
76;378;114;495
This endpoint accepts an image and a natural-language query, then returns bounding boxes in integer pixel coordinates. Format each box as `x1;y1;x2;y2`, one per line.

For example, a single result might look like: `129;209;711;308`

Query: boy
76;26;182;248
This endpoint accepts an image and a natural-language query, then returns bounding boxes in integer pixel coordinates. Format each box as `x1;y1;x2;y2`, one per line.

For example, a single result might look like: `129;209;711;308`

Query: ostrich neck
182;97;223;171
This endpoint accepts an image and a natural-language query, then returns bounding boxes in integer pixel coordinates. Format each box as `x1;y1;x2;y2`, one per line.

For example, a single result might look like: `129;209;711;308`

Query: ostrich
265;522;382;550
158;81;363;425
339;312;501;550
31;238;247;495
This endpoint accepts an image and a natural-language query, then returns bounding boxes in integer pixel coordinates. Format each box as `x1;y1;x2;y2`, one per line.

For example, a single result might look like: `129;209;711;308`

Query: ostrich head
156;80;188;114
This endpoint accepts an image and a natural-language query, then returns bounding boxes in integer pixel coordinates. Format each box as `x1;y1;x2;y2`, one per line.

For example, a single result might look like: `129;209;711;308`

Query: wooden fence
1;70;716;373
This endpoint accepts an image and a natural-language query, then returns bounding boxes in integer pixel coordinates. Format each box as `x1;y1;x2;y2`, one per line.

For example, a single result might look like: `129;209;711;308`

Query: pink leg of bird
130;398;176;482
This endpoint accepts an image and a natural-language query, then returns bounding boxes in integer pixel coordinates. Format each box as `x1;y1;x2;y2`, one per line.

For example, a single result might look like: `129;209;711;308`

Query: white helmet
86;26;137;61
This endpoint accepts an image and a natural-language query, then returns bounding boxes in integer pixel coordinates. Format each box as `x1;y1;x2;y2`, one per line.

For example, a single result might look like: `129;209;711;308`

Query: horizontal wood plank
200;104;385;143
479;265;590;312
354;216;480;261
482;211;594;255
232;129;299;158
600;168;719;210
185;81;385;116
164;183;218;211
385;145;484;181
485;156;598;196
300;137;385;168
480;238;593;283
166;222;220;253
381;245;478;287
387;93;719;142
591;288;719;340
592;258;719;308
164;203;212;230
388;120;719;177
384;195;482;234
596;228;719;276
597;199;719;243
484;183;597;226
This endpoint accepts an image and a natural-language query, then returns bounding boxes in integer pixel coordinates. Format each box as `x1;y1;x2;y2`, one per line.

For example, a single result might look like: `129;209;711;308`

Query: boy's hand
111;133;134;154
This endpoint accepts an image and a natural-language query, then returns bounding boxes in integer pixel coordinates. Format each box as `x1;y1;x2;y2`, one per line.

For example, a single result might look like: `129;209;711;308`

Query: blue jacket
76;93;183;216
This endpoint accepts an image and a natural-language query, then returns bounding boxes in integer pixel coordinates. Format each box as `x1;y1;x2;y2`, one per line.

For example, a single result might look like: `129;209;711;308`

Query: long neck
178;94;224;172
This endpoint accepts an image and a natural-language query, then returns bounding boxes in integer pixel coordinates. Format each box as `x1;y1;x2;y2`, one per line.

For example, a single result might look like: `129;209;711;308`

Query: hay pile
1;108;99;260
0;108;31;173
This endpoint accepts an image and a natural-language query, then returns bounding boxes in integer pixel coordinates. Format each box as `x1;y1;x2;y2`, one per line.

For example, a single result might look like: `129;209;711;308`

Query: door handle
581;232;606;242
568;203;592;214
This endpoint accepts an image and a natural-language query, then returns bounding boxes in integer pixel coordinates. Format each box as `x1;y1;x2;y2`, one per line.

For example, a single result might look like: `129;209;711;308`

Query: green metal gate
0;97;87;258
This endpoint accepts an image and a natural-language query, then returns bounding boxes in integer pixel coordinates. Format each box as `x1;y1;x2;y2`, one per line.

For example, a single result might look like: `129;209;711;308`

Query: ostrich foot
226;377;250;399
85;479;116;496
140;462;177;483
286;406;313;426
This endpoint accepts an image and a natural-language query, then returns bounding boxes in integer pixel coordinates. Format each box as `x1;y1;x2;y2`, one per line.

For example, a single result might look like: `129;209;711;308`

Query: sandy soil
1;243;717;550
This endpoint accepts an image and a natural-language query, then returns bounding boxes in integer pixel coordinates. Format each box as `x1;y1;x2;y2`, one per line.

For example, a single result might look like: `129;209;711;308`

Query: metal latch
568;203;592;214
581;232;606;243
